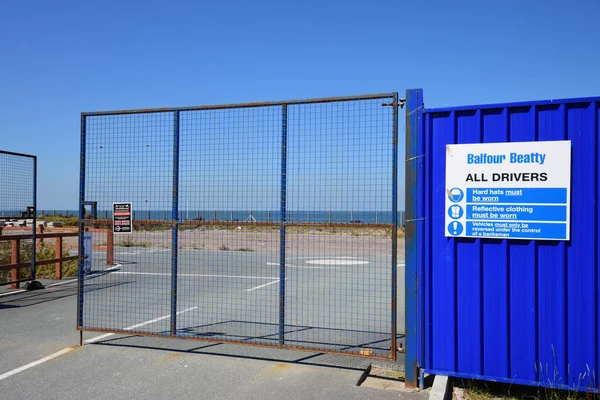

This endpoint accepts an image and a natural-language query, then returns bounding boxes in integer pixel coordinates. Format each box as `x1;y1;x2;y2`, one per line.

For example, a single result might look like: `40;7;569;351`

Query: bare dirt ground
93;225;406;258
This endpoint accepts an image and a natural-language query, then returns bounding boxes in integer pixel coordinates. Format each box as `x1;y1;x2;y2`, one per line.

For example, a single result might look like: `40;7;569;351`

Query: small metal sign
113;202;133;234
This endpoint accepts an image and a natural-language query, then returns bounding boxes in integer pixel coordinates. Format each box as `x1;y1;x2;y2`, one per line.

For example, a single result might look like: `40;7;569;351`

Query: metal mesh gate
78;93;401;359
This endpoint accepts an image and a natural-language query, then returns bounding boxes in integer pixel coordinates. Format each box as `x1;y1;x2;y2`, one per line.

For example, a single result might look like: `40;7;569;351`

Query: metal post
376;211;378;224
77;114;86;330
214;211;217;222
404;89;424;387
32;156;37;280
391;93;399;362
170;110;180;337
279;104;288;346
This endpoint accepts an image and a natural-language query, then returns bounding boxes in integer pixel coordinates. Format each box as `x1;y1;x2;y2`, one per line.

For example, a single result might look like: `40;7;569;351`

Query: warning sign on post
445;140;571;241
113;203;133;234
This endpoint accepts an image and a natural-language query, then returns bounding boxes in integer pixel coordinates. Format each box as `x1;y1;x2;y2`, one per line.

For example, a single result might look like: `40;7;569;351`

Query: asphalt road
0;258;423;400
81;247;405;357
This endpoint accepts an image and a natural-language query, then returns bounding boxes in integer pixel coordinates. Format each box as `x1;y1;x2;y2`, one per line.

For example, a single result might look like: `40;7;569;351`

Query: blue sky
1;0;599;209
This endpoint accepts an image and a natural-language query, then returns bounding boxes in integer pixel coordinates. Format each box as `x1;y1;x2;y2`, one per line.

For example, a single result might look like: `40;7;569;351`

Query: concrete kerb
429;375;452;400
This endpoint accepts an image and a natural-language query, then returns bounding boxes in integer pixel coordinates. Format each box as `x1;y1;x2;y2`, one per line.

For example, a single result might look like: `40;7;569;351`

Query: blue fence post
405;89;424;387
171;110;180;336
77;114;87;338
279;104;288;346
31;156;37;281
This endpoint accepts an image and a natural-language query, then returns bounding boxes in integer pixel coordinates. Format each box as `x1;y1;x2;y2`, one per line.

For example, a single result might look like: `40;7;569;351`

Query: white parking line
0;306;198;382
0;347;76;381
246;280;280;292
111;272;278;280
0;266;121;298
266;262;341;270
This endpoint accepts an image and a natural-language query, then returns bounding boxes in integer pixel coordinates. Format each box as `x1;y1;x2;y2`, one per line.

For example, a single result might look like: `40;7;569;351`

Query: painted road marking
246;280;280;292
0;266;122;298
265;262;341;270
306;259;369;266
0;348;75;381
0;306;198;382
111;272;278;280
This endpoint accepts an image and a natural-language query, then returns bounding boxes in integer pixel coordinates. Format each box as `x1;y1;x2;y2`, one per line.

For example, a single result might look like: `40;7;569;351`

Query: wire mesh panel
176;107;281;344
0;151;36;286
79;93;399;359
285;98;397;356
81;113;174;334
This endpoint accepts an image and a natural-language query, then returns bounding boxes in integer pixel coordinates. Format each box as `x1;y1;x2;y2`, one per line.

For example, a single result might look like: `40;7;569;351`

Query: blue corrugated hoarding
406;89;600;391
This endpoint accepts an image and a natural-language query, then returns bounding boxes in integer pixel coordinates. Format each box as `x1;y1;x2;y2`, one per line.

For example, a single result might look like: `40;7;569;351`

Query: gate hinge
382;98;406;109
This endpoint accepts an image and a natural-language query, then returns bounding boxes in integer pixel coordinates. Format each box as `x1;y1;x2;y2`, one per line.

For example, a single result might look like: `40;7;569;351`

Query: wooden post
107;228;114;265
11;239;20;289
55;236;63;280
38;224;44;245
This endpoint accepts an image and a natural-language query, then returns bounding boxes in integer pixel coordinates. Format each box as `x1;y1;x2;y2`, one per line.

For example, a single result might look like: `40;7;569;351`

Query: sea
29;210;406;226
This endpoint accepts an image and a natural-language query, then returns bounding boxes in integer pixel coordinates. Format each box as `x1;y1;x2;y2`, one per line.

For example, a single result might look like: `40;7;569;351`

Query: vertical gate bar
31;155;37;280
279;104;288;347
77;114;86;330
404;89;423;387
391;93;399;361
170;110;180;337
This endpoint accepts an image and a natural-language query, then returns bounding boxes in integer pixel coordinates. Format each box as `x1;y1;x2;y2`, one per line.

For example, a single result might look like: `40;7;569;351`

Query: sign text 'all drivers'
445;140;571;241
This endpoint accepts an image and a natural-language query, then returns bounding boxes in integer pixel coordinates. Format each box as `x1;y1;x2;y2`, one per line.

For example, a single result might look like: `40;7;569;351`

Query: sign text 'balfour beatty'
445;140;571;241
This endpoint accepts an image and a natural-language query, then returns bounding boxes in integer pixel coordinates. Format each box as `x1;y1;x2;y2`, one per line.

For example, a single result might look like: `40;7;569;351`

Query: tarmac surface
0;246;422;399
80;247;405;356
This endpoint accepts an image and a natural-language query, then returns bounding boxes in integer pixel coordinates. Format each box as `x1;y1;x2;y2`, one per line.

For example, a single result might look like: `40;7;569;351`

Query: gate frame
77;93;404;360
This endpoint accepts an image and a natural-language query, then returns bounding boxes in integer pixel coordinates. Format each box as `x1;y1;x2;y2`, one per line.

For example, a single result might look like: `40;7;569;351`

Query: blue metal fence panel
411;89;600;391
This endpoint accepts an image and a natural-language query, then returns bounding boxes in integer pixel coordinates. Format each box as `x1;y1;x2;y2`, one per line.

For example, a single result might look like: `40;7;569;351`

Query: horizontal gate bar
77;327;397;360
0;150;36;159
82;93;396;116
